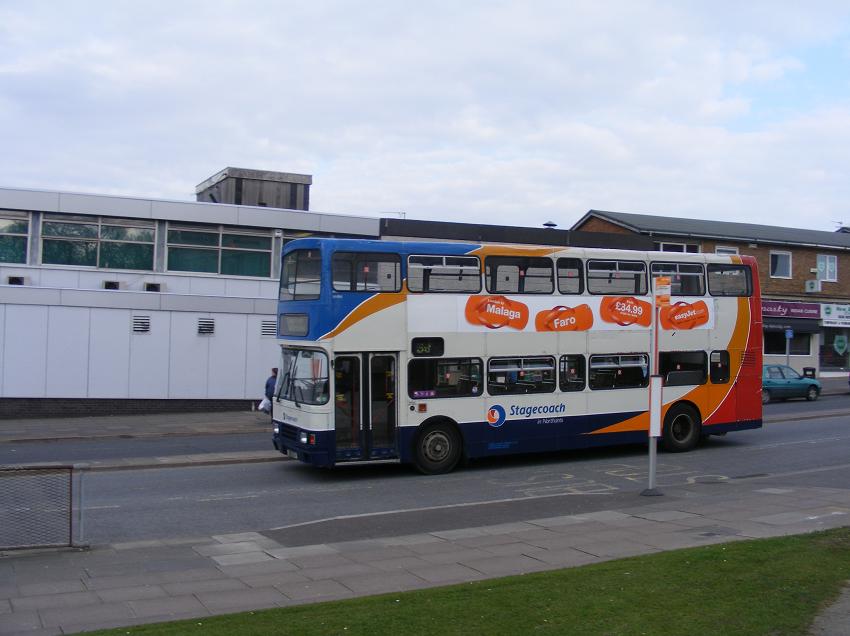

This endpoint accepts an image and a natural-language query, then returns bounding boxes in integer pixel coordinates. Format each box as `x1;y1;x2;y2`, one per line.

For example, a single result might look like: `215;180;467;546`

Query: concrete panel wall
46;306;90;398
0;303;279;400
89;308;131;397
169;312;211;398
3;305;49;397
207;314;248;398
129;311;171;398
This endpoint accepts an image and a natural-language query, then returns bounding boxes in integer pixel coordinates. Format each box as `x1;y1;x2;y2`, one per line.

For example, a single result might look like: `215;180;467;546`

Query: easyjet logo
660;300;710;330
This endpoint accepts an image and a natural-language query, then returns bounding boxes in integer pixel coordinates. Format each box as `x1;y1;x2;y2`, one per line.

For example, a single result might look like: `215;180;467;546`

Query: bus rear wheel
662;403;701;453
414;421;462;475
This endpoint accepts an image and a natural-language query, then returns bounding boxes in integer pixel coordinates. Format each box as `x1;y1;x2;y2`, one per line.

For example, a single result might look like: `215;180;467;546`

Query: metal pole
73;463;89;548
642;303;663;496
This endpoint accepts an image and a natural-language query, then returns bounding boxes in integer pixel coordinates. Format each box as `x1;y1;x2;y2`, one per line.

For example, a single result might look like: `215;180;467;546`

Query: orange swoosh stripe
320;287;408;340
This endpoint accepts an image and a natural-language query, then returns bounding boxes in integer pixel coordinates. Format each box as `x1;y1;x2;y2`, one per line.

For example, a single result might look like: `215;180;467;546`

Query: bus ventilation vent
144;282;162;292
7;276;25;285
103;280;121;290
261;320;277;337
198;318;215;335
132;316;151;333
740;351;757;368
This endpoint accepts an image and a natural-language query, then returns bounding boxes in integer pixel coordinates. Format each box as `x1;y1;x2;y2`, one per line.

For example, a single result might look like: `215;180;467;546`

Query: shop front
820;303;850;371
762;301;821;373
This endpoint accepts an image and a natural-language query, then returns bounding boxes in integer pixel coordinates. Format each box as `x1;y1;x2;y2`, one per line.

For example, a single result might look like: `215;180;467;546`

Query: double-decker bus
272;237;762;474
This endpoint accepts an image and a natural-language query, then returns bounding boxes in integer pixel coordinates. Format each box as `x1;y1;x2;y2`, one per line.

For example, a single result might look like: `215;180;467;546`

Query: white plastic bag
258;397;271;413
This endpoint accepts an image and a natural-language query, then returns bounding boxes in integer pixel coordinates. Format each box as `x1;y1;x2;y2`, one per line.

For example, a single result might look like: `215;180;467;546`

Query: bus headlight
273;424;279;435
299;432;308;444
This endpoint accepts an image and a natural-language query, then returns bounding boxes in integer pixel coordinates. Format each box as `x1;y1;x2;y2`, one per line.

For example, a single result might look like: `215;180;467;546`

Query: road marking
268;489;615;531
86;505;121;510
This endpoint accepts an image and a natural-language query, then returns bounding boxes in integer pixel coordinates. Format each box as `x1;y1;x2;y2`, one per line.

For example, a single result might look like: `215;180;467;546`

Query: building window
764;331;811;356
769;251;792;279
654;242;699;253
0;211;29;264
715;246;739;255
42;215;155;270
817;254;837;282
167;224;272;277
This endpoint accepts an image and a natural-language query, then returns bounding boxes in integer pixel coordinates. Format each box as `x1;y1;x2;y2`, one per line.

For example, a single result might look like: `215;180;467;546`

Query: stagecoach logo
487;404;507;428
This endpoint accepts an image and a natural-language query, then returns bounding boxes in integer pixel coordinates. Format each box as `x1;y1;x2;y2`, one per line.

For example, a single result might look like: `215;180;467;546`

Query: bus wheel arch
413;417;464;475
662;401;702;452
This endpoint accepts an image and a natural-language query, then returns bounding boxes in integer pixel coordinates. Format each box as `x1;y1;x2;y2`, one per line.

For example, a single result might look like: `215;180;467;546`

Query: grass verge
88;527;850;636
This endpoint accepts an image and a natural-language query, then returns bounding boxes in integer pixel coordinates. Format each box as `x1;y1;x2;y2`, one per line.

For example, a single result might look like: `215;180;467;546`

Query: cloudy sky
1;2;849;231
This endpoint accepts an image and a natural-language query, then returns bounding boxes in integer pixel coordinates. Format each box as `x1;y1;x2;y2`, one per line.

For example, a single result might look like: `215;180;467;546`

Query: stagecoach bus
271;238;762;474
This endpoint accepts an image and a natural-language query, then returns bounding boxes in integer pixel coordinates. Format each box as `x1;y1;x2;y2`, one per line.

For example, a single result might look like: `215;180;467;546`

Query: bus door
333;353;398;460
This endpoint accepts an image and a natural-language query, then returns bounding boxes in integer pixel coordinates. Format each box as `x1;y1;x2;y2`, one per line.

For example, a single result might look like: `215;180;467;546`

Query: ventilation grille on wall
132;316;151;333
198;318;215;335
261;320;277;337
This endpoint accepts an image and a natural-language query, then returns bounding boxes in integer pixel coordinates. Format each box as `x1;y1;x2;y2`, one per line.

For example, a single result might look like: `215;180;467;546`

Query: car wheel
806;386;819;401
413;420;462;475
662;403;702;452
761;389;771;404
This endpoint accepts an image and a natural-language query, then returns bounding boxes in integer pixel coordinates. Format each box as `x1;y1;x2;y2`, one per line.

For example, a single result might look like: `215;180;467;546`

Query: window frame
588;353;650;390
658;350;707;387
769;250;792;279
817;254;837;283
653;241;700;253
407;254;481;293
331;251;402;293
650;261;706;296
167;222;273;278
556;257;584;295
280;249;322;301
487;356;557;395
558;354;586;392
715;246;739;256
41;214;156;271
485;256;555;295
707;264;753;297
407;357;484;399
586;259;648;295
0;210;30;264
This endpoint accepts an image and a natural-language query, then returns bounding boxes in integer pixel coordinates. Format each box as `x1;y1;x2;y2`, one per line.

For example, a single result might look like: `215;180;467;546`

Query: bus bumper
273;420;334;468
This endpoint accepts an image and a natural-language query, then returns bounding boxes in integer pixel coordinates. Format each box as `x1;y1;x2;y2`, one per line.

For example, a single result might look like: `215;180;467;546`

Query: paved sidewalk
0;411;271;444
1;480;848;635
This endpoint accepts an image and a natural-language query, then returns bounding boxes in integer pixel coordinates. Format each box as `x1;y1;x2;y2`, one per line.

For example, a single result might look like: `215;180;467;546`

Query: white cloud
1;1;849;231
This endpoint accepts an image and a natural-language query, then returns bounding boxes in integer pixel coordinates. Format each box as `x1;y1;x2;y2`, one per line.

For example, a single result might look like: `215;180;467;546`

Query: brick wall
574;217;632;234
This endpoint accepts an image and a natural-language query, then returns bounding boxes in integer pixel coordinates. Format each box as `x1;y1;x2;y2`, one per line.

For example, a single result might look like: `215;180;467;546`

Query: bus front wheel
414;421;462;475
662;403;701;453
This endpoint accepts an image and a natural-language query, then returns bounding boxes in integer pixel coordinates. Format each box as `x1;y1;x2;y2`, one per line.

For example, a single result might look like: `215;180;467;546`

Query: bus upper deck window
587;260;647;295
485;257;553;294
280;250;321;301
707;264;752;297
333;252;401;292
